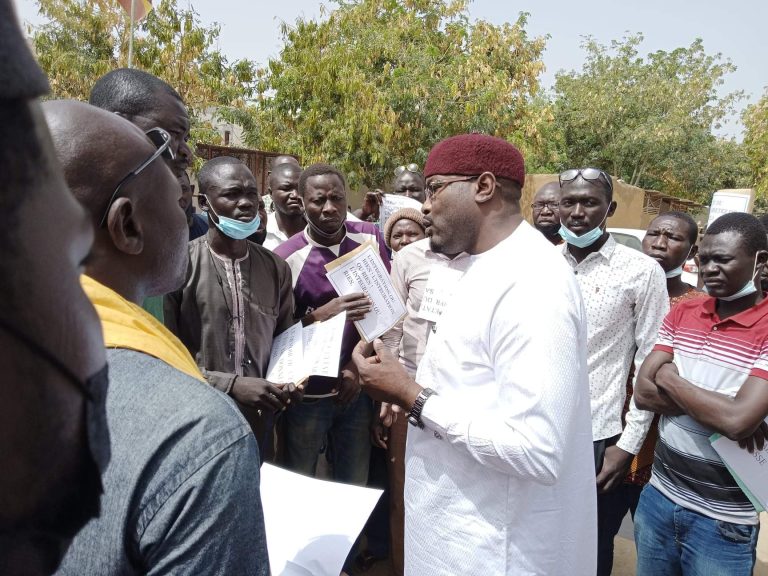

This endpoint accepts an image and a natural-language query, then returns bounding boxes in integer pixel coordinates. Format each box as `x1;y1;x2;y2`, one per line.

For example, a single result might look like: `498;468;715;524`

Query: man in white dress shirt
352;134;597;575
557;167;668;575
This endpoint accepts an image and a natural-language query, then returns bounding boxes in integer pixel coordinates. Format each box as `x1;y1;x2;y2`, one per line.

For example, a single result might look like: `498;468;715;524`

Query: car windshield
610;232;642;252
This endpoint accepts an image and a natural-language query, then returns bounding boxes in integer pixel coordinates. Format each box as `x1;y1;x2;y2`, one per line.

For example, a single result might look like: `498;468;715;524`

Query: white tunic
406;222;597;575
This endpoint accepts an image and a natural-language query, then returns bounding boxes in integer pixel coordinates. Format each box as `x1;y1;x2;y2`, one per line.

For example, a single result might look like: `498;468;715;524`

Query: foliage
29;0;257;166
743;88;768;205
236;0;549;189
553;33;746;203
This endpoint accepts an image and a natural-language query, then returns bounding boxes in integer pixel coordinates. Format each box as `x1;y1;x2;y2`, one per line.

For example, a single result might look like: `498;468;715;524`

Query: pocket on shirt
252;303;279;318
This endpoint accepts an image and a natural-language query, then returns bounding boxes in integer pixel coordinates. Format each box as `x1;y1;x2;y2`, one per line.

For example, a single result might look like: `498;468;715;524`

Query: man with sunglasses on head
352;134;597;575
531;181;563;245
558;167;668;576
165;156;299;460
43;101;269;575
355;163;427;222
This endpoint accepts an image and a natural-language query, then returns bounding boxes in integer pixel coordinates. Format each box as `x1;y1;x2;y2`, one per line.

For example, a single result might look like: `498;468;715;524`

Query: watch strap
408;387;437;429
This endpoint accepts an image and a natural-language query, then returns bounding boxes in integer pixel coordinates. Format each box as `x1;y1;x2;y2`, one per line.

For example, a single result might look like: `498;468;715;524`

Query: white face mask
703;252;761;301
664;247;693;279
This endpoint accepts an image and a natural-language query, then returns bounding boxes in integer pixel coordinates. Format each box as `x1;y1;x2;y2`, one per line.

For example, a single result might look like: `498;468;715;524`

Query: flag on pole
117;0;152;21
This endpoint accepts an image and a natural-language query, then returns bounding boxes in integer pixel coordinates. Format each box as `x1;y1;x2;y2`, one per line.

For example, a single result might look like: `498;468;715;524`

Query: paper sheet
417;264;465;323
266;323;304;384
266;315;345;386
710;419;768;512
325;242;406;342
379;193;423;227
302;311;346;379
260;464;383;576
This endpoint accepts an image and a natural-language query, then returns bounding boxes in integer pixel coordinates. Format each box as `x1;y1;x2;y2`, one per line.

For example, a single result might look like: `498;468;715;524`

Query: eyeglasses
531;201;560;212
425;176;477;201
98;127;175;228
395;163;420;177
559;168;613;193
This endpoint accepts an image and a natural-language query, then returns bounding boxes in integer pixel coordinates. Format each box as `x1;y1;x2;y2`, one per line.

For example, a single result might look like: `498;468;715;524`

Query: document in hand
266;313;346;397
379;193;422;227
325;242;406;342
710;419;768;512
261;464;383;576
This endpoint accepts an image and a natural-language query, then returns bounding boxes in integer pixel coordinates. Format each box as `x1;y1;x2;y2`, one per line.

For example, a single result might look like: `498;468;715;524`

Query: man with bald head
352;134;596;574
0;4;108;574
43;101;268;575
264;160;304;249
531;181;563;245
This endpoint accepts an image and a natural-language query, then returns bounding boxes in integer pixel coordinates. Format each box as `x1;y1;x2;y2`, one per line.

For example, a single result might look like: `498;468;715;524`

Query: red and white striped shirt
651;296;768;524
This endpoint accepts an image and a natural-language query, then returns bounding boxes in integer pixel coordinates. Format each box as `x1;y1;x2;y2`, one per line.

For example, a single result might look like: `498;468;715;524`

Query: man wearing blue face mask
165;156;301;460
558;168;668;576
634;212;768;575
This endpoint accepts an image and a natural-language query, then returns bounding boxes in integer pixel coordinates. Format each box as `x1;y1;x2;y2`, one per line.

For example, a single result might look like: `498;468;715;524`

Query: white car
608;228;698;286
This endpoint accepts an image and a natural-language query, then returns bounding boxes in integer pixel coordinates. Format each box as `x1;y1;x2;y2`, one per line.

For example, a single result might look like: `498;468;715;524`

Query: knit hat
424;133;525;187
383;208;425;248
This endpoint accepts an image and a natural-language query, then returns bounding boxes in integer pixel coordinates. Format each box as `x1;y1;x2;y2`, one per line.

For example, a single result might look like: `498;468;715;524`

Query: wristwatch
408;388;437;429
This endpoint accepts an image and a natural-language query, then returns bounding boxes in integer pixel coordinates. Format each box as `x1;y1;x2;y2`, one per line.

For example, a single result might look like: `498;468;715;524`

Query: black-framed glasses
425;175;477;200
531;200;560;212
559;168;613;193
98;127;175;228
395;163;420;177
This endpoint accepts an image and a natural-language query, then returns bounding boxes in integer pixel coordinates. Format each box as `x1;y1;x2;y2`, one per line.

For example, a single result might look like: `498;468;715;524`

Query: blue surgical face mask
704;253;761;301
559;206;611;249
204;197;261;240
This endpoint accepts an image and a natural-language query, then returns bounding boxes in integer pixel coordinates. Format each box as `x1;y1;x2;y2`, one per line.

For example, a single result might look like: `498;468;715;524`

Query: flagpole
127;0;135;68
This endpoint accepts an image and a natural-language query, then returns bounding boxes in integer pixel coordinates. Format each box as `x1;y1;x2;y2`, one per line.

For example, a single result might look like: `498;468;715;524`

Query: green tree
226;0;549;189
743;88;768;206
29;0;257;161
553;33;746;203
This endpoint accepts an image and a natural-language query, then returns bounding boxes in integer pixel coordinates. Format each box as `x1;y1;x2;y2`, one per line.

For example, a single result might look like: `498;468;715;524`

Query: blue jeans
634;484;759;576
283;392;373;486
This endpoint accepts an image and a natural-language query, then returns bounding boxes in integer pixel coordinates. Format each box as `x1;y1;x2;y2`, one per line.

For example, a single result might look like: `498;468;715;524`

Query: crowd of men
3;2;768;575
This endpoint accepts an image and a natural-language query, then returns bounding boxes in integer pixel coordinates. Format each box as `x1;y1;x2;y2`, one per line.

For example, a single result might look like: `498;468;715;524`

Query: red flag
116;0;153;21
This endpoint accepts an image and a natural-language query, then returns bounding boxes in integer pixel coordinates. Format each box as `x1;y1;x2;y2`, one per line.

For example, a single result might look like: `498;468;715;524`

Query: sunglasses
395;163;420;177
559;168;613;193
98;127;175;228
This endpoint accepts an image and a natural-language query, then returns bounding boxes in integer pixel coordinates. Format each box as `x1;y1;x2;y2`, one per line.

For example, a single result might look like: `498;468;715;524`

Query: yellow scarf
81;275;205;382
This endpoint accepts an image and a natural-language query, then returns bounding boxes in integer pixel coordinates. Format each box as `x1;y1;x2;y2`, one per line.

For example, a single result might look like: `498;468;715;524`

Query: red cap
424;134;525;187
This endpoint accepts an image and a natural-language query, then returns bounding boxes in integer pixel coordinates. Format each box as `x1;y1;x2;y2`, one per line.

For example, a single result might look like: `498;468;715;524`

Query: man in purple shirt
275;163;390;489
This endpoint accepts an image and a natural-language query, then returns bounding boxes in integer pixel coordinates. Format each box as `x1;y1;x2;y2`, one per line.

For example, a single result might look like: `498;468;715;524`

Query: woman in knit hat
383;207;426;253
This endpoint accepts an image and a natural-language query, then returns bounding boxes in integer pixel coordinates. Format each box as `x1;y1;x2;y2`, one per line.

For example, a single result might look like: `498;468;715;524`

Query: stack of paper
325;242;406;342
266;313;346;397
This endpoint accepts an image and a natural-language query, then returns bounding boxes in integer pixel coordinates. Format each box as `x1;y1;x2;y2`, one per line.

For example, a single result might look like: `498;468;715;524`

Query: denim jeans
634;484;759;576
283;391;374;486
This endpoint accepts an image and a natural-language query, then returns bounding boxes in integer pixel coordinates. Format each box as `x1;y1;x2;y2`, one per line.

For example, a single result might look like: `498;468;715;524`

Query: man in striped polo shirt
635;212;768;575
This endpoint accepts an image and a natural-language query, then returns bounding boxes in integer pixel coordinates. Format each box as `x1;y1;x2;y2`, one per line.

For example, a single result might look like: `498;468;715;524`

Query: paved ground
353;512;768;576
